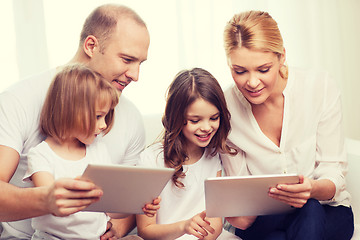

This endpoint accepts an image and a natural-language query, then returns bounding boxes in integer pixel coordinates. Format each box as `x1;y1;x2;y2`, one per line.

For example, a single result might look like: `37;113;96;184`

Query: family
0;3;354;240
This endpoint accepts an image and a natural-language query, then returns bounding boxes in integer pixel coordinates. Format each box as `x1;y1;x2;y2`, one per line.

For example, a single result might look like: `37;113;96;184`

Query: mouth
195;133;212;142
246;87;264;96
112;79;127;91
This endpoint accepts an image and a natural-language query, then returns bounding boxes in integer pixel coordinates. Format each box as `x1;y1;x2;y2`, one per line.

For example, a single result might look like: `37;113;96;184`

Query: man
0;4;149;239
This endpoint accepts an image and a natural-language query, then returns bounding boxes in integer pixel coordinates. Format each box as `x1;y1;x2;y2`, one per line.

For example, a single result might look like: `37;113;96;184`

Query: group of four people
0;3;354;240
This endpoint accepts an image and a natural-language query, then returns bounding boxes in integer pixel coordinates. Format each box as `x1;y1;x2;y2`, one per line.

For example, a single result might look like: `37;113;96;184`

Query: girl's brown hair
162;68;236;188
224;10;288;79
40;63;118;143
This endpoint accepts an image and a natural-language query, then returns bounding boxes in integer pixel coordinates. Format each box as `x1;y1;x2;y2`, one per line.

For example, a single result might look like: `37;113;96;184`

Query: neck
184;144;204;165
45;137;86;161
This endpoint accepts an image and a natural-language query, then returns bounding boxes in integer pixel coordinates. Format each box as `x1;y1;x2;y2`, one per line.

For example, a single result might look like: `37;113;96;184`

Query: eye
96;115;102;120
259;67;270;73
234;69;246;75
210;115;220;121
188;119;199;124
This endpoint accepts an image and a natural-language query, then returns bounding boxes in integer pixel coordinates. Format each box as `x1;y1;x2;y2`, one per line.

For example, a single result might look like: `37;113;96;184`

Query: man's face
88;18;150;94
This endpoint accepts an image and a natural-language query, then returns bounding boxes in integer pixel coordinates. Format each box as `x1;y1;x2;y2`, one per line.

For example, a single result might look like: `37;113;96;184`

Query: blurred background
0;0;359;140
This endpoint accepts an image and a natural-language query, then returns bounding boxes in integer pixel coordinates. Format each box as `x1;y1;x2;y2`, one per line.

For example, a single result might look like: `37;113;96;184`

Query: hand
225;216;256;230
182;211;215;239
268;175;312;208
45;178;103;217
101;220;120;240
142;196;161;217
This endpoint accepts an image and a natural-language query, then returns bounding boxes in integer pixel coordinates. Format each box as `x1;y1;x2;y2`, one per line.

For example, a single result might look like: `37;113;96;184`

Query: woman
221;10;354;240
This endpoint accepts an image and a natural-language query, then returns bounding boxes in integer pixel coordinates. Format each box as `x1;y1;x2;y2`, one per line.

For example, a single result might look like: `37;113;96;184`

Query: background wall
0;0;359;140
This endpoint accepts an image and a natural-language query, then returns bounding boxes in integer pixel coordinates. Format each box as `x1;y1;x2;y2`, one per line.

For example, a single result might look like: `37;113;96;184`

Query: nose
98;118;107;131
247;73;260;89
200;120;211;132
125;64;140;82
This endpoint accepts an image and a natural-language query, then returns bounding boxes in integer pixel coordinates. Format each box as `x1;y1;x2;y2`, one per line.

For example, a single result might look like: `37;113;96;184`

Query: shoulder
139;142;164;167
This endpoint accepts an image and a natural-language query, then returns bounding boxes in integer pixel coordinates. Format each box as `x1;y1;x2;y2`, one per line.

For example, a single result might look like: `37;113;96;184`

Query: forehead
186;98;219;116
106;18;150;61
228;47;278;68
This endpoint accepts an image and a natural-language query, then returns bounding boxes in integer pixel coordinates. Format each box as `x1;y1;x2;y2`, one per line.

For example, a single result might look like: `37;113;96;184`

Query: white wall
0;0;359;139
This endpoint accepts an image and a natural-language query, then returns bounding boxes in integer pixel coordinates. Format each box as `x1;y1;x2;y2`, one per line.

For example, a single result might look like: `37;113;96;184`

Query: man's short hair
79;4;147;52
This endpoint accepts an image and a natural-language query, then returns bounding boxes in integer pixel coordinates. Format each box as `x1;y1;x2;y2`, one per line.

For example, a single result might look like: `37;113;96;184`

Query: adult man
0;4;149;239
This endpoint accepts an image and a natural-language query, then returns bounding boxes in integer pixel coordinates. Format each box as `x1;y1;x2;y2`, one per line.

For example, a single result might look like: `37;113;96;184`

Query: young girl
23;64;130;239
136;68;239;240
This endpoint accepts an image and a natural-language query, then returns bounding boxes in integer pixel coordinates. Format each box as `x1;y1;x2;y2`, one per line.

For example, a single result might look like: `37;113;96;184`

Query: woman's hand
268;175;313;208
182;211;215;239
142;196;161;217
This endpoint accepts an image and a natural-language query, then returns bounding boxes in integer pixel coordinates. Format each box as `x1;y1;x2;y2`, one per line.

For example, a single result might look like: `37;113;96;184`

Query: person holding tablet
0;4;149;239
136;68;239;240
220;10;354;240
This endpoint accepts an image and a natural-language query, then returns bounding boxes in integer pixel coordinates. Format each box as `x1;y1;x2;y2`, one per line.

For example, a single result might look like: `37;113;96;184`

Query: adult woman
221;10;354;240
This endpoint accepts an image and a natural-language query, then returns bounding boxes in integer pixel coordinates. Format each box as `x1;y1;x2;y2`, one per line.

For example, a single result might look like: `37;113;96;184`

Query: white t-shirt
138;143;222;240
221;67;351;207
0;69;145;238
23;139;110;240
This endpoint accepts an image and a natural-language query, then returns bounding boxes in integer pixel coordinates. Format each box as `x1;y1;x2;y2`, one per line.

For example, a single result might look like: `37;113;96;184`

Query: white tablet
205;174;299;217
81;163;174;214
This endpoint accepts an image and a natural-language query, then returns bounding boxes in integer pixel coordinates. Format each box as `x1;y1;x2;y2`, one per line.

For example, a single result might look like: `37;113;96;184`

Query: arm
0;145;103;221
136;211;222;240
100;215;137;240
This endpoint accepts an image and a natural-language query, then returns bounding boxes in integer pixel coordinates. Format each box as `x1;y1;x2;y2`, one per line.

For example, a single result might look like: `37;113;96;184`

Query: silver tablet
81;163;174;214
205;174;299;217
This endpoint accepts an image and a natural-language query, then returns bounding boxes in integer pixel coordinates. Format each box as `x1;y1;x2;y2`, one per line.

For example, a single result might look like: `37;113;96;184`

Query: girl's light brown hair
162;68;237;188
224;10;288;79
40;63;118;143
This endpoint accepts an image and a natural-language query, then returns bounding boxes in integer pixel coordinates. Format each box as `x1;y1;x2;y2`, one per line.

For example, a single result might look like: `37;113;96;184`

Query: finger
100;229;115;240
55;178;98;191
144;203;161;211
53;187;103;200
268;192;307;208
153;196;161;204
191;219;209;236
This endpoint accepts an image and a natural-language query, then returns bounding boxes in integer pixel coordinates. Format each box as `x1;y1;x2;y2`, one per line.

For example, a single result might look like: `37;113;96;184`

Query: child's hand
142;196;161;217
183;210;215;239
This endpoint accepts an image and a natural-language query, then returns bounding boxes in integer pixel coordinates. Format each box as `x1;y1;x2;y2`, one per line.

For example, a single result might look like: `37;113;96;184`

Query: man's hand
46;178;103;216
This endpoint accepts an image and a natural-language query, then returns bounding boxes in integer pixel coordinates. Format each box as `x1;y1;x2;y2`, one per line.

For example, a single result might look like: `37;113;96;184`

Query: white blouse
221;67;351;207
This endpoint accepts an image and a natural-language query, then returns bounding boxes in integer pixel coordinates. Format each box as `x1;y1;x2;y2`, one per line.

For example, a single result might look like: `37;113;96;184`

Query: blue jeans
235;199;354;240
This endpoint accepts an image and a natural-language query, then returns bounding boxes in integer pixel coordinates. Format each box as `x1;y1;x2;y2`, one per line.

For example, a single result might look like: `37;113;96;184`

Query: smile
195;133;212;141
113;79;126;86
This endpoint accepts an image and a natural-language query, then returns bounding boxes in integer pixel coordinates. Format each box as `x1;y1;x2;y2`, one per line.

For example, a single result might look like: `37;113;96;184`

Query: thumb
298;175;304;184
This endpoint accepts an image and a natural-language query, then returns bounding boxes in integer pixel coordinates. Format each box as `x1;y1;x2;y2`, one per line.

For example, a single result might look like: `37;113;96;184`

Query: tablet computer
81;163;174;214
205;174;299;217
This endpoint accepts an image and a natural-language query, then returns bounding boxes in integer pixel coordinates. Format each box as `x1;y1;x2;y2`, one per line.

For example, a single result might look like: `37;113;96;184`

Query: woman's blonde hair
224;10;288;79
40;63;118;143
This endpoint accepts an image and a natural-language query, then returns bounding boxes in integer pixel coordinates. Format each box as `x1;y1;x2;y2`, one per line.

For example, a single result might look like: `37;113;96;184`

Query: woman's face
227;47;285;105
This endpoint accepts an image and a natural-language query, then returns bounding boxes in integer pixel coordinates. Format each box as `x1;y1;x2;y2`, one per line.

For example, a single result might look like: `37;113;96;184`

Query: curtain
0;0;359;139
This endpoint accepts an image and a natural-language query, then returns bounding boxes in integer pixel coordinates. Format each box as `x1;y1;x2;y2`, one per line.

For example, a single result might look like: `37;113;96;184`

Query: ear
83;35;99;58
280;48;286;65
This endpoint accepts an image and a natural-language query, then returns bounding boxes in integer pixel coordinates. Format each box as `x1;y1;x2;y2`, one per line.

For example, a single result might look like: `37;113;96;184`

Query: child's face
182;98;220;151
77;102;111;145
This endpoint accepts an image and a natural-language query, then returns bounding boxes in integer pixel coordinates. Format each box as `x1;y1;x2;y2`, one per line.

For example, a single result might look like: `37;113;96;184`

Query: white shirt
138;143;222;240
221;67;351;207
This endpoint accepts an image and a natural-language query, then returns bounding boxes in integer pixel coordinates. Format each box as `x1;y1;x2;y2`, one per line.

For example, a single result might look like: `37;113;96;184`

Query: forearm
137;220;185;240
310;178;336;201
110;215;137;237
0;181;48;221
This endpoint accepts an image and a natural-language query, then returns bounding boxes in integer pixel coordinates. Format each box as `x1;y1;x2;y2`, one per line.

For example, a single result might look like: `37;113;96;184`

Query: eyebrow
232;62;273;69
